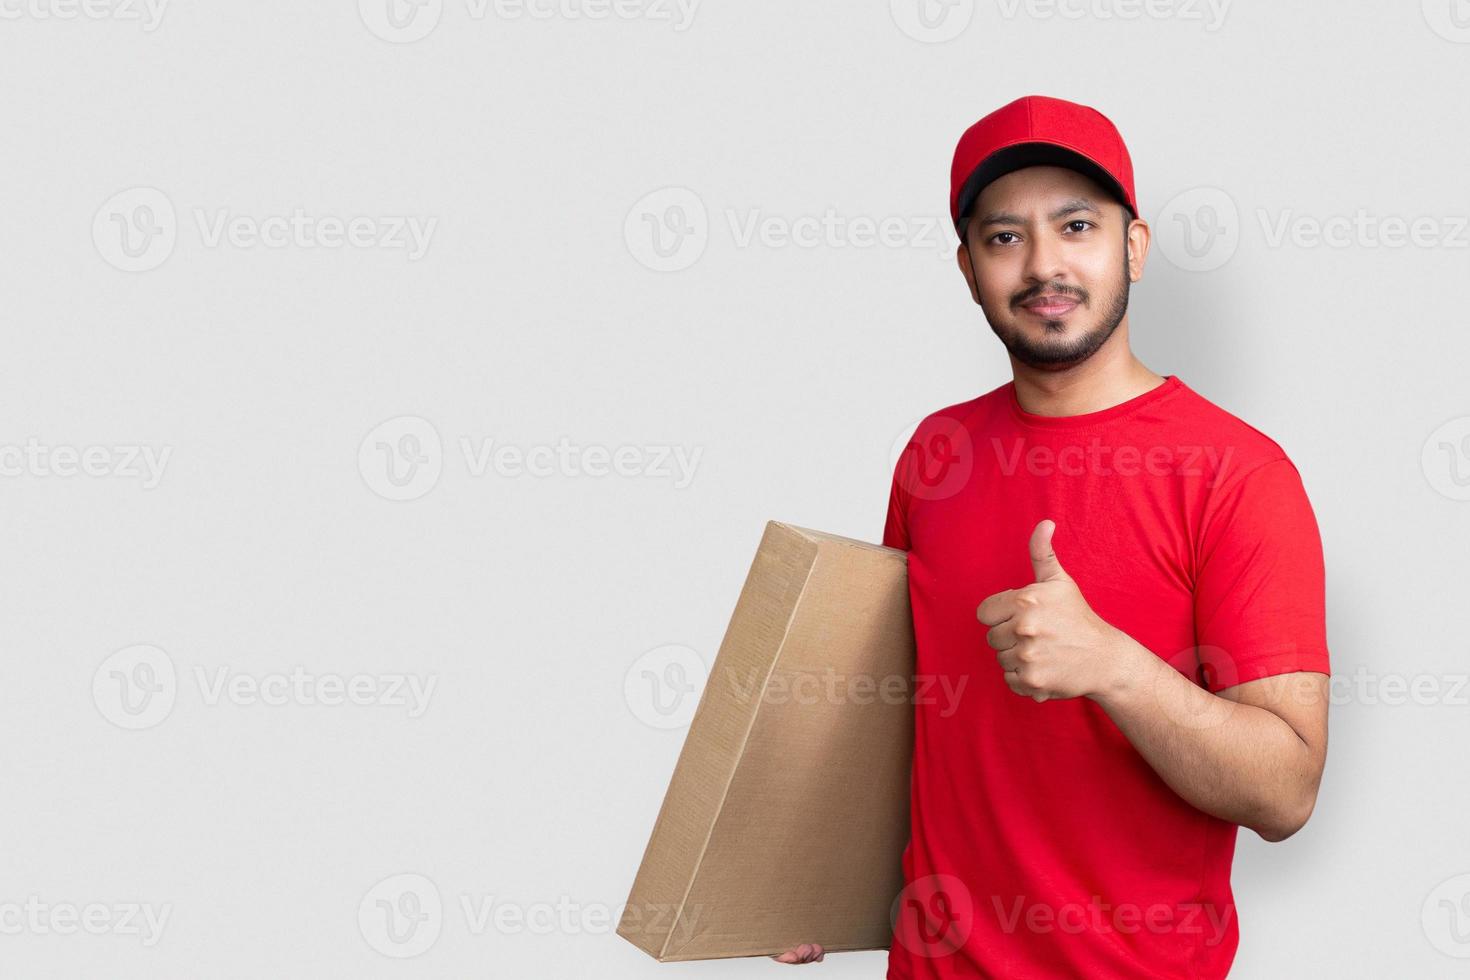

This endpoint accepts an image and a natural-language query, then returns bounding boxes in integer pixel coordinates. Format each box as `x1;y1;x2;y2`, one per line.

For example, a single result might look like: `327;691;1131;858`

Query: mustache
1012;283;1088;307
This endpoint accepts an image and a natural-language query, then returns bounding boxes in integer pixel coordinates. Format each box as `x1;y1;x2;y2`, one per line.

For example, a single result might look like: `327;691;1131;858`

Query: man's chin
995;324;1097;368
1014;351;1091;371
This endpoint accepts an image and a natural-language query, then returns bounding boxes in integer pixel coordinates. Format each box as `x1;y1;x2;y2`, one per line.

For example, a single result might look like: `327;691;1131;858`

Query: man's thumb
1029;519;1070;582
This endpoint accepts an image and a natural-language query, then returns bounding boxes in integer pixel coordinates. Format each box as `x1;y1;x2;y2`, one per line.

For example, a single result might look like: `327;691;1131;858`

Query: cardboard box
617;521;914;962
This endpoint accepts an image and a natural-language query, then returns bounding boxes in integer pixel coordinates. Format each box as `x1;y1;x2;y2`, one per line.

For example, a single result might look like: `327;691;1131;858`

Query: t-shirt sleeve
1193;456;1330;692
882;445;911;551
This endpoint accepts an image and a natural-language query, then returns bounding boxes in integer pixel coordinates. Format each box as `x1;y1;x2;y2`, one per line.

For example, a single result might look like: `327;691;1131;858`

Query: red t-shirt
882;374;1330;980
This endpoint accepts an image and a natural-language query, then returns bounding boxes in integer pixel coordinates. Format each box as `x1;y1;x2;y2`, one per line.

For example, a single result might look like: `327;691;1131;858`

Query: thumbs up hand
976;519;1130;703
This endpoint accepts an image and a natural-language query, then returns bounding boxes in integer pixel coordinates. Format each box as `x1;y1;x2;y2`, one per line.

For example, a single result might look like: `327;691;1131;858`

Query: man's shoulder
1170;379;1297;482
907;382;1010;434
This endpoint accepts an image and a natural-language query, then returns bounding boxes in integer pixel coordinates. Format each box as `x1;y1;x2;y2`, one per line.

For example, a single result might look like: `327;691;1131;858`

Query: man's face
957;165;1137;371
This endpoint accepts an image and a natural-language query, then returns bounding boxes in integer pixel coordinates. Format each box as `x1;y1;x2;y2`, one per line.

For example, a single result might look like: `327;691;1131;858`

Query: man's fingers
772;942;824;964
995;645;1021;672
976;589;1019;627
985;621;1019;652
1000;666;1052;702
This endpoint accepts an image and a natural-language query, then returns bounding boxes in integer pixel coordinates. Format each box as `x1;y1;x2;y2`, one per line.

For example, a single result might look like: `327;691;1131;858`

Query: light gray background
1;1;1466;977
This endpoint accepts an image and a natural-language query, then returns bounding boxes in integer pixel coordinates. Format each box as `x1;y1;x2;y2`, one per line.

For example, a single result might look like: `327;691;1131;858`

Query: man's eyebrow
1048;198;1102;221
974;198;1102;228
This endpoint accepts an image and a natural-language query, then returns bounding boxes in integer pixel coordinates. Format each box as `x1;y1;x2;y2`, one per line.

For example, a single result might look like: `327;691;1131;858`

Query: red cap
949;95;1137;235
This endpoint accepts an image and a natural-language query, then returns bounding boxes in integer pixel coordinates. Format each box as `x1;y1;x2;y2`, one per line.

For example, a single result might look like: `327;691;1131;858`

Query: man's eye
991;232;1019;245
1064;220;1093;233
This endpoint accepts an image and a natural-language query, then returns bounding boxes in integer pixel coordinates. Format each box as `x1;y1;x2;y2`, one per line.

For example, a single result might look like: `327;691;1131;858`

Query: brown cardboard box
617;521;914;962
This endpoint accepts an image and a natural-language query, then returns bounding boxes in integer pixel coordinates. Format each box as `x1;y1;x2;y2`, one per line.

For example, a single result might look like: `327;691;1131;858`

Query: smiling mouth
1019;295;1081;318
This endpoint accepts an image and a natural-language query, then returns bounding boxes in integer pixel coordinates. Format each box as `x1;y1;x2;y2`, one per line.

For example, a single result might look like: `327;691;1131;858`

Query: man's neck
1009;328;1165;418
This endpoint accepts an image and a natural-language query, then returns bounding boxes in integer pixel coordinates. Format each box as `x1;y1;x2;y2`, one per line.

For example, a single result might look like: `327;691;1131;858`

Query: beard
977;258;1131;371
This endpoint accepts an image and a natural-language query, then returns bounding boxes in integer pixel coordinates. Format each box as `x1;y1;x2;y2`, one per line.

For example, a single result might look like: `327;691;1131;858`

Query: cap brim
954;142;1136;234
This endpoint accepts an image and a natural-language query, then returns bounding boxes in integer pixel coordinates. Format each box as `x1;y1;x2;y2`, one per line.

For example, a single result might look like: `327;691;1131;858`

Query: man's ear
1124;217;1150;283
956;241;980;304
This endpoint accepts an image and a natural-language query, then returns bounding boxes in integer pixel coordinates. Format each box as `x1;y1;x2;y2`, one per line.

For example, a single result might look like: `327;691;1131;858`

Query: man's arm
1089;639;1328;842
977;518;1330;843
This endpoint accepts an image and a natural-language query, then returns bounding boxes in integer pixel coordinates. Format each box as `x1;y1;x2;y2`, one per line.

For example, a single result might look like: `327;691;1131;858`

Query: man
774;95;1330;977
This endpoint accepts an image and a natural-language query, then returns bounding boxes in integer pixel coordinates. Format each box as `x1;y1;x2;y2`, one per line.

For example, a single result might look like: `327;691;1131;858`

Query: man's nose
1021;232;1066;286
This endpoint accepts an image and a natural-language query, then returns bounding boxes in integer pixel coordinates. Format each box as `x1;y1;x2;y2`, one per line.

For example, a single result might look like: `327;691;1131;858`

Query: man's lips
1019;295;1080;317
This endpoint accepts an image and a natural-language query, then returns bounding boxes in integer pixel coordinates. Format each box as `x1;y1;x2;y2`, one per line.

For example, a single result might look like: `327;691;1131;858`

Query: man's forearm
1088;634;1320;841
